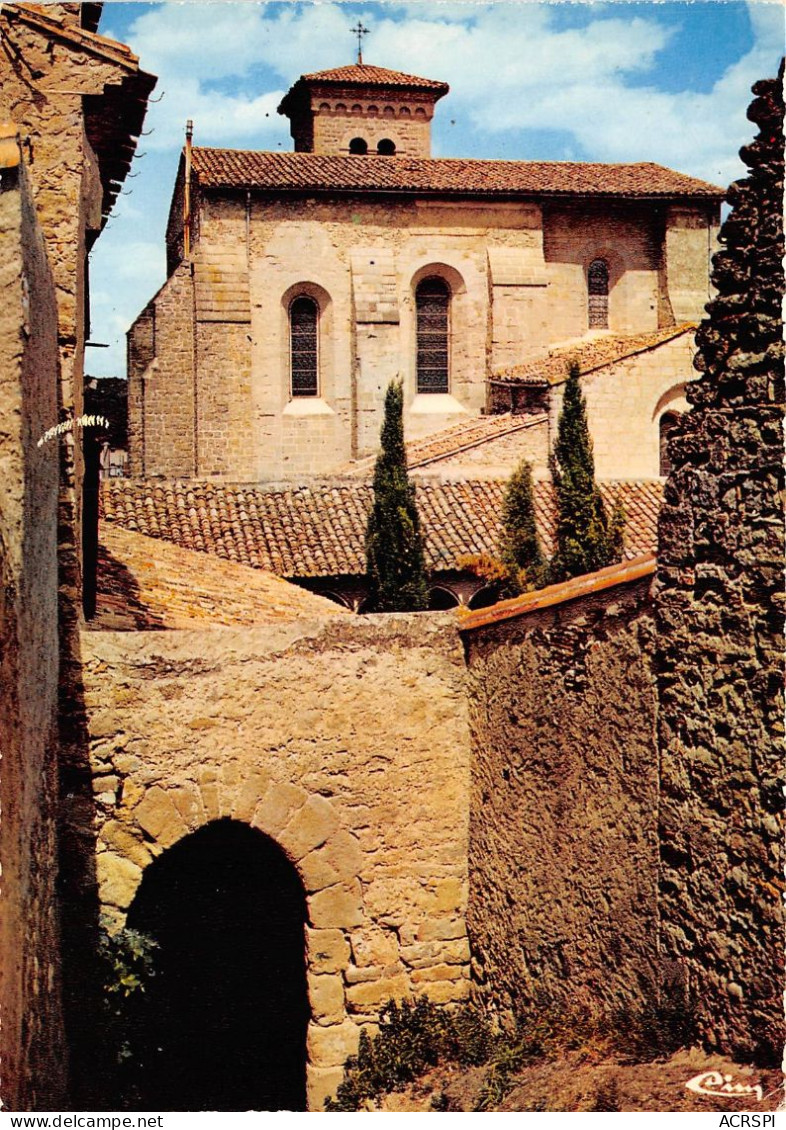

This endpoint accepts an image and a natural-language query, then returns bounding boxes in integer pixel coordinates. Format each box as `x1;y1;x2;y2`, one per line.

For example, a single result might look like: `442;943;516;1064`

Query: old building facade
128;62;723;483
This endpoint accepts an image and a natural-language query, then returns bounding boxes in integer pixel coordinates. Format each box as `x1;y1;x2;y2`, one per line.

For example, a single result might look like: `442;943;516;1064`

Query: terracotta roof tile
493;325;697;385
189;149;724;200
458;554;656;632
340;413;548;475
92;523;349;630
101;478;663;579
299;63;448;93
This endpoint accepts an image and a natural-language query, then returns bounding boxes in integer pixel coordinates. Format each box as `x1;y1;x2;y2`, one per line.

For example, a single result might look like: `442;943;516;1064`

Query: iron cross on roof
351;20;369;64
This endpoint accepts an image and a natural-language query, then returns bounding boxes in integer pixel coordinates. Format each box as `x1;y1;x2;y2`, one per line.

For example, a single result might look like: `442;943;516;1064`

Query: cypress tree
365;381;429;612
550;362;625;581
498;459;547;592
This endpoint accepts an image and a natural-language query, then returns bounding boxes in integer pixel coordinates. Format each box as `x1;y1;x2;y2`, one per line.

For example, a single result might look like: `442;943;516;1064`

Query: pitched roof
340;413;548;475
101;478;663;579
493;324;697;385
188;148;724;200
458;554;656;632
93;523;348;630
300;63;448;93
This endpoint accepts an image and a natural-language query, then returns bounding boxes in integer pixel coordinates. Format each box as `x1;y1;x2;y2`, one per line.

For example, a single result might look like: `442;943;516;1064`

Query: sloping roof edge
458;553;656;632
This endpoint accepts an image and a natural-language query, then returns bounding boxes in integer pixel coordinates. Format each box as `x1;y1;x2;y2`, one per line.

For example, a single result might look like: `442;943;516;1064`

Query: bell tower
277;62;449;158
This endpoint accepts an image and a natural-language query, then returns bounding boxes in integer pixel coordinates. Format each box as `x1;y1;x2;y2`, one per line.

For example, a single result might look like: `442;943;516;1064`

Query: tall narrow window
659;411;680;477
289;296;318;397
416;277;450;394
588;258;609;328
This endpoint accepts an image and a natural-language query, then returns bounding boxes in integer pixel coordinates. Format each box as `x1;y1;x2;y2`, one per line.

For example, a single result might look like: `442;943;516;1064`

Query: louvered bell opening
290;297;319;396
588;259;609;329
416;279;450;393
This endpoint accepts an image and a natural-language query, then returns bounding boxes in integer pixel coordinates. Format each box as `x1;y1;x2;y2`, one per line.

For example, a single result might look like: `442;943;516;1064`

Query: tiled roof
92;523;348;630
300;63;449;92
493;325;697;385
340;413;548;475
458;554;656;632
189;149;724;200
101;478;663;578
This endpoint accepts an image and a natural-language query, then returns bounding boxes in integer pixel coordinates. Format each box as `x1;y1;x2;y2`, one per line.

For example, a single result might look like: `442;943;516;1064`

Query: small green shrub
325;997;495;1110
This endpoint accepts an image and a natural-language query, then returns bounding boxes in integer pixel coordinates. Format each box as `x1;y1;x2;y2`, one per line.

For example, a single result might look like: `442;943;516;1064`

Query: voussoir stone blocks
78;614;472;1108
133;786;188;849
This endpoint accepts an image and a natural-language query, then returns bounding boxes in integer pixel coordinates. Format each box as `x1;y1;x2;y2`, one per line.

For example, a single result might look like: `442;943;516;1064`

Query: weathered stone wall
0;7;135;608
0;146;66;1111
463;571;660;1021
76;612;472;1109
655;71;784;1063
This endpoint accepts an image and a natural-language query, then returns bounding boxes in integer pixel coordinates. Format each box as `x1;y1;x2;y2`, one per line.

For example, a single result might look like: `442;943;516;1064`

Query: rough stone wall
655;72;785;1063
0;12;129;607
0;148;66;1110
464;574;659;1021
75;612;471;1109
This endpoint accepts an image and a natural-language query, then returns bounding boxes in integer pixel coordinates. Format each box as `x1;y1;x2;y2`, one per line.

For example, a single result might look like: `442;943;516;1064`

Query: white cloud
88;0;784;374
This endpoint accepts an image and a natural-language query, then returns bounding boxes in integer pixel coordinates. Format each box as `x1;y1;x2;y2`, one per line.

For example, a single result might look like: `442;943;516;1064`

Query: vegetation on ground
326;980;696;1112
365;381;429;612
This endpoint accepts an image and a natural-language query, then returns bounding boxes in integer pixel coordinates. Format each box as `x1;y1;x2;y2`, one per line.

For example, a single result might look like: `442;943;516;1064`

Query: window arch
289;296;319;397
377;138;396;155
588;258;609;328
659;410;680;477
348;137;368;155
416;277;450;394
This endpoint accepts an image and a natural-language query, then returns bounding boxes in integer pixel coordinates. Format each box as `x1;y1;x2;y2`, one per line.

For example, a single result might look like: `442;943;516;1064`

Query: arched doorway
125;819;309;1111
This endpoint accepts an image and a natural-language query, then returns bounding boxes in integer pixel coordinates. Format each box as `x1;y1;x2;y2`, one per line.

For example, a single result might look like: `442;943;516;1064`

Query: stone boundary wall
0;147;66;1110
76;612;472;1109
462;570;660;1022
655;71;785;1064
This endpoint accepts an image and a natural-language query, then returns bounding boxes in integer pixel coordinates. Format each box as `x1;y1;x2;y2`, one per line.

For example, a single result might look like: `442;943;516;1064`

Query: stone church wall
0;147;66;1110
463;571;660;1022
128;263;197;478
76;612;472;1109
548;330;695;481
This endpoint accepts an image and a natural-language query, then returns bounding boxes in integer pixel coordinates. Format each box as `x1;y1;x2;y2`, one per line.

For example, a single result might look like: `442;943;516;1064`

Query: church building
126;58;724;483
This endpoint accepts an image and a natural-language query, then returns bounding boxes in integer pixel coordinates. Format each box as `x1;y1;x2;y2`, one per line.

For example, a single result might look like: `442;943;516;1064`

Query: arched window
348;137;368;155
289;296;319;397
588;258;609;328
659;411;680;477
416;277;450;394
377;138;396;155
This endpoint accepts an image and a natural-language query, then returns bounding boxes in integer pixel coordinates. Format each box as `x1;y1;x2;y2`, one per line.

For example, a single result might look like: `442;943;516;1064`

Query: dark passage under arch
125;819;309;1111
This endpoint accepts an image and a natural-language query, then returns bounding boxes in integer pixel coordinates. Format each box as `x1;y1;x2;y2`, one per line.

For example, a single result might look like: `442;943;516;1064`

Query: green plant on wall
365;380;429;612
549;362;625;582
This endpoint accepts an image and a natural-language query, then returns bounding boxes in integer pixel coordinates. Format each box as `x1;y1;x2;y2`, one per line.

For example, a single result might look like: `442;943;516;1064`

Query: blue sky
88;0;785;377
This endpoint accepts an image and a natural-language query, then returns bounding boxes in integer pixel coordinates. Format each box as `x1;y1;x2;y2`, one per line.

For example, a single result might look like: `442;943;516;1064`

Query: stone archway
125;819;309;1111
